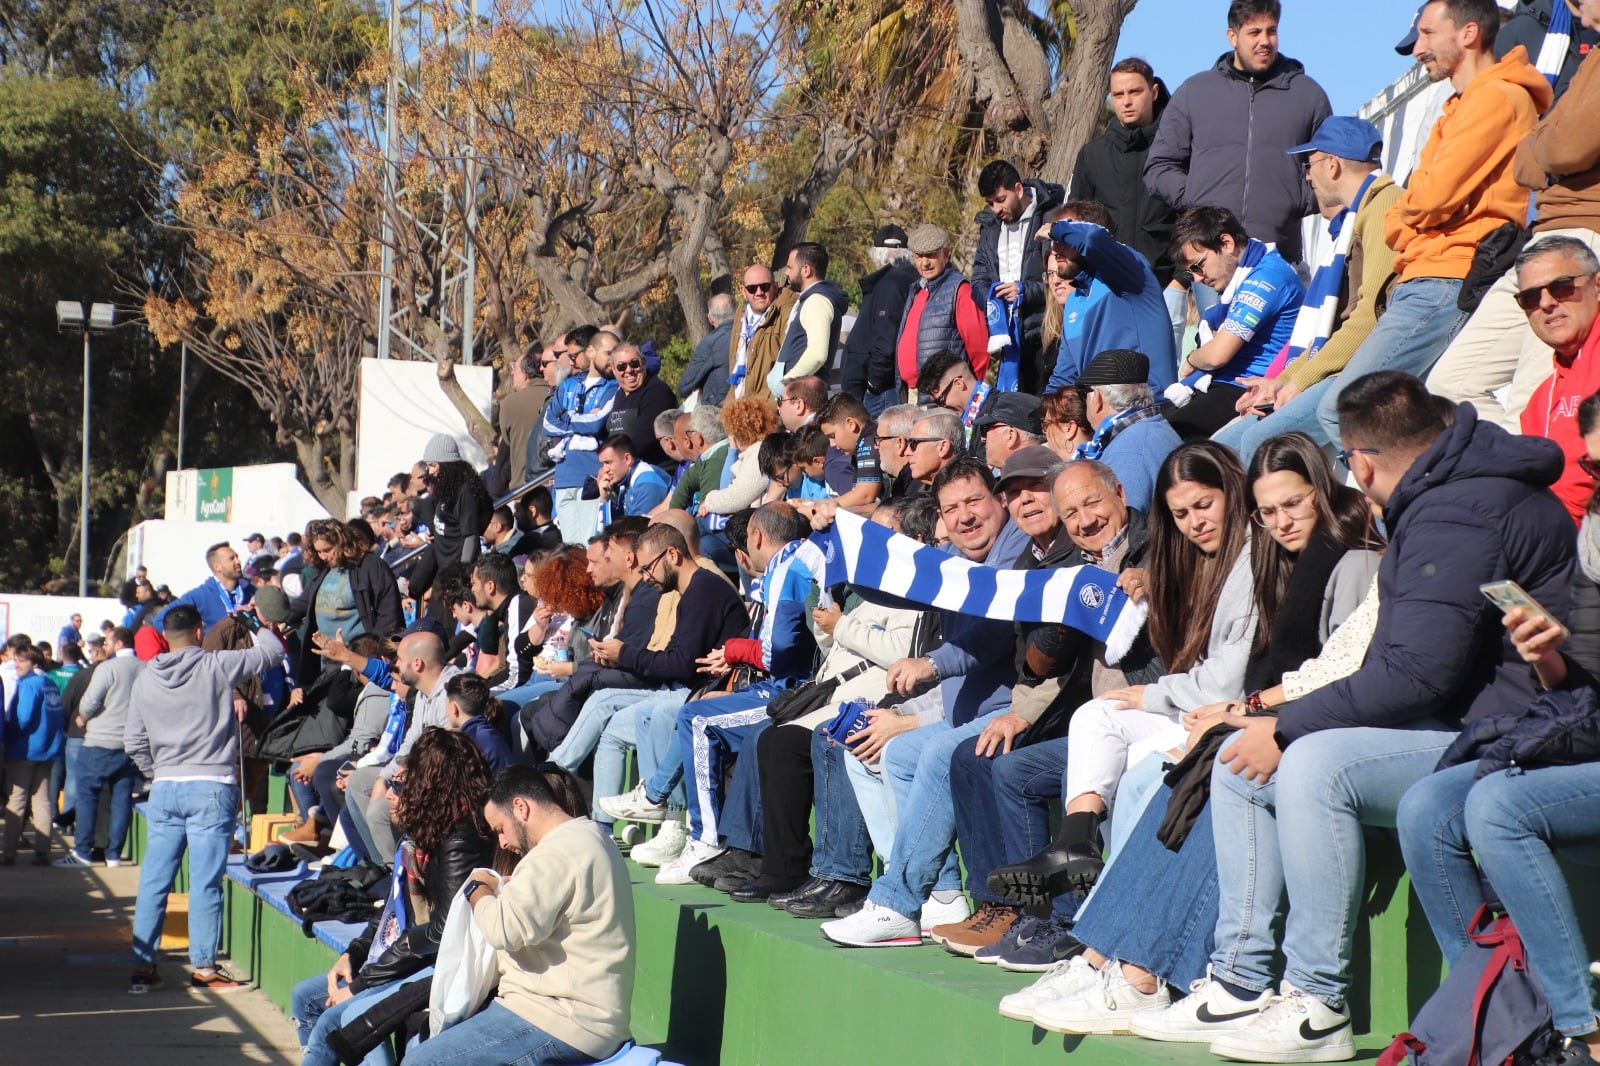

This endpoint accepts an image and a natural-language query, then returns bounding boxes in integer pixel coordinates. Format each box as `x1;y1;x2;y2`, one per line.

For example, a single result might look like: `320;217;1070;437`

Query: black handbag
327;975;434;1065
767;662;871;725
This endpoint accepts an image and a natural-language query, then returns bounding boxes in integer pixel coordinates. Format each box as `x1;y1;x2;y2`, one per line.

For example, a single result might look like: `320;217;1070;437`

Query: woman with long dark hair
1013;434;1384;1036
297;521;404;680
290;728;495;1066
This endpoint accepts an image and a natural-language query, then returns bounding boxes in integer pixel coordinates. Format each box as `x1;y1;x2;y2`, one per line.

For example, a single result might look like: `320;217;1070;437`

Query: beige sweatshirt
470;818;636;1058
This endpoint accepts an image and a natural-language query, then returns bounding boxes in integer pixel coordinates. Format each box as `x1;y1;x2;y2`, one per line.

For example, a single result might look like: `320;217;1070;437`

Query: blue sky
1116;0;1423;113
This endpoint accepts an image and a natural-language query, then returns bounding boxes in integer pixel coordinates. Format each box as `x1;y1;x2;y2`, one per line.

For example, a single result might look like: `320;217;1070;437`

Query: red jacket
1521;312;1600;523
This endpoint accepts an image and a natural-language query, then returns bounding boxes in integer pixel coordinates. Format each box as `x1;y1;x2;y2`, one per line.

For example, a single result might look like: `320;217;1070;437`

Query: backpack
1378;904;1558;1066
286;878;384;934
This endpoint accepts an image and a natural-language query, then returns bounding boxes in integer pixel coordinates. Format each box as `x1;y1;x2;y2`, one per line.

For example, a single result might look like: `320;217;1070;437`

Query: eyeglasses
1335;447;1381;465
778;395;803;407
1252;489;1317;527
614;360;644;373
931;375;962;407
745;282;773;295
1580;455;1600;480
1514;274;1595;313
636;549;670;579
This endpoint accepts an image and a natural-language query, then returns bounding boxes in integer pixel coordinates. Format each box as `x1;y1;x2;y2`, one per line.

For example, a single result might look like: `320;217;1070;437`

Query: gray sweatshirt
125;629;287;780
323;679;393;764
80;650;143;750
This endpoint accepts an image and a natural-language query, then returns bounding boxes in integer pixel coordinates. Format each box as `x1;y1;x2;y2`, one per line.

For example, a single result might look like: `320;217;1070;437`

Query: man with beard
972;162;1066;393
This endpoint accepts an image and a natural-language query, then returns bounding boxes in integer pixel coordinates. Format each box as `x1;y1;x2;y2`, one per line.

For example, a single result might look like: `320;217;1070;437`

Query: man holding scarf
1212;116;1401;464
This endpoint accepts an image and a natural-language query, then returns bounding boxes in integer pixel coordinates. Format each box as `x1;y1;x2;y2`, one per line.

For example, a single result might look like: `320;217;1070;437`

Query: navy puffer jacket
1436;685;1600;778
1276;406;1576;743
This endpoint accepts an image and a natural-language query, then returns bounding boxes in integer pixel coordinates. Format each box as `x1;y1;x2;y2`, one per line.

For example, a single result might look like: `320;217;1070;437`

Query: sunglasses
614;360;644;372
745;282;773;294
1514;274;1594;313
1580;455;1600;480
901;436;941;450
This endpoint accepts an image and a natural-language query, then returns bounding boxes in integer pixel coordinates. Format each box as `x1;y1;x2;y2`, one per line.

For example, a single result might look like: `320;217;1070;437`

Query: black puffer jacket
1144;53;1330;263
970;178;1066;368
1070;80;1179;287
345;818;495;993
1436;685;1600;779
841;259;918;398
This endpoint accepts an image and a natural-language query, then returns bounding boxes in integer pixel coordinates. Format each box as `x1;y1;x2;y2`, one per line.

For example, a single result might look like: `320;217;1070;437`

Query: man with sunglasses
604;342;678;469
728;264;793;402
1427;0;1600;428
1515;235;1600;521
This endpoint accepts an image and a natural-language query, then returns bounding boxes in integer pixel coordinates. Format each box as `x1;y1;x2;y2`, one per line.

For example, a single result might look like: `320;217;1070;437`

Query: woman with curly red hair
496;547;608;712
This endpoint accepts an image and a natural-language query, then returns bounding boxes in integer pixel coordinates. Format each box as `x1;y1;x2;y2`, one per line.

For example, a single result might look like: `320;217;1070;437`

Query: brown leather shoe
277;820;321;844
929;901;1020;956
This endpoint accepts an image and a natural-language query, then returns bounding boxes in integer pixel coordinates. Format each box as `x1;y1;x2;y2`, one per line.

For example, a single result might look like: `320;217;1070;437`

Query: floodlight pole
79;324;91;597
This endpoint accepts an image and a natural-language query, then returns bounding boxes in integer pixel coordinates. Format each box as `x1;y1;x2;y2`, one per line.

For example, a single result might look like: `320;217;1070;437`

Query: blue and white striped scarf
985;283;1023;391
807;509;1147;663
1274;172;1379;376
1536;2;1573;86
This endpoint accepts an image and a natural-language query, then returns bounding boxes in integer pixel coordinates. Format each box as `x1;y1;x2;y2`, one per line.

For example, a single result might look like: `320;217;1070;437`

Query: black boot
730;873;807;903
788;880;869;919
767;875;826;910
986;811;1104;906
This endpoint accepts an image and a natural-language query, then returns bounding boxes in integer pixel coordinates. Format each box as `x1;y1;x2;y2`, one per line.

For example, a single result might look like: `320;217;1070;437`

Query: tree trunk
292;434;347;516
437;356;497;451
1042;0;1138;181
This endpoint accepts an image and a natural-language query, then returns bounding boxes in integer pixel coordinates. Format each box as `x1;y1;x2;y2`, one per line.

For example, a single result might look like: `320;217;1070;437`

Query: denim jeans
867;710;1000;919
132;779;240;968
1315;277;1469;446
596;689;690;820
720;718;770;855
402;1001;595;1065
1164;285;1190;376
1398;761;1600;1036
553;488;599;547
71;745;138;862
677;682;780;844
864;387;901;419
59;736;84;816
950;736;1065;906
293;966;433;1065
550;687;651;773
500;676;560;712
811;725;873;885
1073;782;1219;989
1209;726;1454;1010
1211;373;1340;467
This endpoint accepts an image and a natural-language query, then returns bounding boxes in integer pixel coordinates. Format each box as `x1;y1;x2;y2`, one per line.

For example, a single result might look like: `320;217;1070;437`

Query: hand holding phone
1481;580;1570;669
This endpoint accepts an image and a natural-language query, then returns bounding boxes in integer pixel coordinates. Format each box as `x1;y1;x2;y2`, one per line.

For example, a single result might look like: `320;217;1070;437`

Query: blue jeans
596;689;690;820
402;1001;595;1065
950;736;1065;906
1398;761;1600;1036
553;488;599;546
501;676;560;712
1073;782;1219;989
1209;726;1454;1010
811;725;873;885
719;717;769;854
58;736;84;817
550;687;650;772
867;710;1000;918
678;682;780;844
132;779;239;969
72;745;138;861
1211;374;1339;466
1315;277;1468;446
864;387;901;419
293;966;434;1064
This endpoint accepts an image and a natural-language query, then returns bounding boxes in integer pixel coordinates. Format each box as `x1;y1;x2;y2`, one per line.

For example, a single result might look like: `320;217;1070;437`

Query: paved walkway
0;857;302;1065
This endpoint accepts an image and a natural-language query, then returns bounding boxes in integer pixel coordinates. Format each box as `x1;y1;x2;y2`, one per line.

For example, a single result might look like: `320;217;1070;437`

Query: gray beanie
421;433;462;464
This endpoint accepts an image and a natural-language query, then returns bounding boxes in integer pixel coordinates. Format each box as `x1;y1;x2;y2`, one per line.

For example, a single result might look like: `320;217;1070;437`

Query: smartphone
1479;580;1568;637
576;625;597;639
336;760;356;775
1252;404;1275;414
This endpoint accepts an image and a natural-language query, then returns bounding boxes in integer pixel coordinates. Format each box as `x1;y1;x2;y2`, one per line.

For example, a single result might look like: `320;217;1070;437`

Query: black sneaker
996;915;1085;973
130;966;163;994
690;847;759;889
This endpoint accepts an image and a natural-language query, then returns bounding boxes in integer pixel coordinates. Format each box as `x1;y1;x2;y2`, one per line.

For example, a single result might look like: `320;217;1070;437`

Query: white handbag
427;874;500;1036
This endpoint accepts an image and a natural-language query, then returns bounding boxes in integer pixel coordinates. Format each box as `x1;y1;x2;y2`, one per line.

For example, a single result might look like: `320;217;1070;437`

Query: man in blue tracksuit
157;542;253;634
543;330;620;543
1043;217;1178;393
653;503;827;885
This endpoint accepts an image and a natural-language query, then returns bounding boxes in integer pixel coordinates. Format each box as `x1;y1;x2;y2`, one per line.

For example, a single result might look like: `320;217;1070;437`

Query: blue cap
1285;116;1384;165
1394;1;1429;57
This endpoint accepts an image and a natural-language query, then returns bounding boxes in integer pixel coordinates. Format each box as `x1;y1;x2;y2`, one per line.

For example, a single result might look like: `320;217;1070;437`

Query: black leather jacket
345;818;494;993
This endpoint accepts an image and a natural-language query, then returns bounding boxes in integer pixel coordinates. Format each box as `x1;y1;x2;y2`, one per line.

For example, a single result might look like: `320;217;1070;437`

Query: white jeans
1425;225;1600;429
1064;697;1187;811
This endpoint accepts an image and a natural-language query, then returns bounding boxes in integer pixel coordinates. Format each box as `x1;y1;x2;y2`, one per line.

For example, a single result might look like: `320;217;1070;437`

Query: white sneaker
919;894;971;938
654;839;723;886
819;900;922;947
631;820;688;868
597;783;668;824
1130;968;1275;1042
105;856;124;868
998;955;1098;1022
1033;961;1170;1035
1208;983;1354;1063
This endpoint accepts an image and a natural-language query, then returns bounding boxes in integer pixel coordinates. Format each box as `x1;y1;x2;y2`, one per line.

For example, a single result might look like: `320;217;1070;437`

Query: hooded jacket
970;178;1067;349
1386;46;1553;283
1276;407;1575;742
1144;53;1330;264
1517;41;1600;237
124;628;287;780
4;672;64;762
1070;83;1178;286
841;259;918;398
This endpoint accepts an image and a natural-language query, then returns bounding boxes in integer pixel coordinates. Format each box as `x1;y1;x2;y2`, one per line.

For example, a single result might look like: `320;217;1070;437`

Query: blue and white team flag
985;283;1023;392
809;509;1147;663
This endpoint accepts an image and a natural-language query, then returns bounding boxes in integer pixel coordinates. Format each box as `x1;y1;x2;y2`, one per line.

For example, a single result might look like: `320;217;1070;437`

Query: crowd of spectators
9;0;1600;1061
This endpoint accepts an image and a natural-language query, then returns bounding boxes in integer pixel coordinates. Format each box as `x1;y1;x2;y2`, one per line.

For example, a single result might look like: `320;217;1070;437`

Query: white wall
165;463;331;526
354;358;494;514
0;594;126;643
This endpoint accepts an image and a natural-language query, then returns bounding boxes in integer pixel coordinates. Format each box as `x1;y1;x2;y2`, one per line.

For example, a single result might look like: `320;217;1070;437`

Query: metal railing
386;467;557;570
